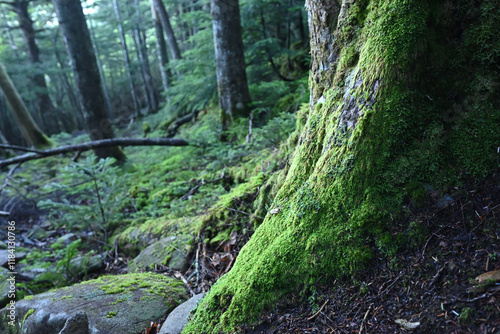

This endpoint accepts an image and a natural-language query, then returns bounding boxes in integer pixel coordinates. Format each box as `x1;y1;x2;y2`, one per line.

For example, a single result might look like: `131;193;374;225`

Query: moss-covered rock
0;273;188;334
128;235;193;272
114;216;202;257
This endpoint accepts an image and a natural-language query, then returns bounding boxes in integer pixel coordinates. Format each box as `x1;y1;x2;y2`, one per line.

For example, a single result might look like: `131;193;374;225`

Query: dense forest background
0;0;308;145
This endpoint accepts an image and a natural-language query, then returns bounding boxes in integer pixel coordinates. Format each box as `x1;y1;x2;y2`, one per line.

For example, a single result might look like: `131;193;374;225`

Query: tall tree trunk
112;0;140;118
52;0;125;161
184;0;500;332
0;62;53;148
11;0;60;135
88;18;113;119
133;0;158;113
152;0;182;60
52;32;84;128
151;0;171;92
131;29;151;112
210;0;251;136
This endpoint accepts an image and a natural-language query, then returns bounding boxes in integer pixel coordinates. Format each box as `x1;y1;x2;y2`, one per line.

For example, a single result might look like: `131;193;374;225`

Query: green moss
106;311;117;318
185;1;500;332
22;309;34;323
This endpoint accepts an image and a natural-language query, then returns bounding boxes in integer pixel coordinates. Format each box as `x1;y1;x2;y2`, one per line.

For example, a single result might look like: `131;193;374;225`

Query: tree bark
0;137;189;168
11;0;60;135
210;0;251;136
0;62;53;148
88;17;113;119
133;0;158;113
152;0;182;60
112;0;140;118
151;0;171;91
53;0;125;162
184;0;500;331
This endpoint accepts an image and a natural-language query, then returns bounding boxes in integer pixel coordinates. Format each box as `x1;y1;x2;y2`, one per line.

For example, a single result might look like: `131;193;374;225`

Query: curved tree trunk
0;62;53;148
210;0;251;136
52;0;125;162
185;0;500;332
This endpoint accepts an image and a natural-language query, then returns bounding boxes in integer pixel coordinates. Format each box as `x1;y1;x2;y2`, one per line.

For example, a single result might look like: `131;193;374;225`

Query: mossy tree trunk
52;0;125;162
185;0;500;332
0;62;53;148
210;0;251;137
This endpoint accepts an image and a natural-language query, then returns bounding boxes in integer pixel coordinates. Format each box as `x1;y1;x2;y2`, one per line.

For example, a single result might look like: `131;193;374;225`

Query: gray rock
0;241;7;249
16;264;50;281
0;267;13;308
0;249;27;268
0;273;189;334
69;253;104;275
59;312;89;334
128;236;192;273
28;226;49;240
51;233;76;249
159;294;204;334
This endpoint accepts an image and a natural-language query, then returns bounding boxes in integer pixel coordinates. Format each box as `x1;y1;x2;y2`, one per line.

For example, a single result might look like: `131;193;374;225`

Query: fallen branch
0;137;189;168
166;110;199;138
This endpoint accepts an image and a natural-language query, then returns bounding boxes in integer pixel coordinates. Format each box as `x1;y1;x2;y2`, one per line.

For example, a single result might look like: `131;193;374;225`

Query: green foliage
37;156;126;240
56;239;81;281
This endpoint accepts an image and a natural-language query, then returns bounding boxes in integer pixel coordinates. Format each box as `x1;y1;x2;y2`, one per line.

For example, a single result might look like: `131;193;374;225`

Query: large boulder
128;236;192;273
0;272;188;334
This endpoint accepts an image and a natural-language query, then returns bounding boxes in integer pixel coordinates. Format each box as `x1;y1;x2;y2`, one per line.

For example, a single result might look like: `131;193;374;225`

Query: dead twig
307;299;329;321
359;304;373;334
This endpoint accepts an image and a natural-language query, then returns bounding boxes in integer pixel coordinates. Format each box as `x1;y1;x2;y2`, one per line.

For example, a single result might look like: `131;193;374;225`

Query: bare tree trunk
0;62;53;148
112;0;140;118
151;0;171;92
89;17;113;119
152;0;182;60
133;0;158;113
131;30;150;112
52;0;125;161
210;0;251;136
52;31;84;128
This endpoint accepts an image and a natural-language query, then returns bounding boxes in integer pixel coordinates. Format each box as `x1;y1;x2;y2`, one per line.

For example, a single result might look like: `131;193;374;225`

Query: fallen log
0;137;189;168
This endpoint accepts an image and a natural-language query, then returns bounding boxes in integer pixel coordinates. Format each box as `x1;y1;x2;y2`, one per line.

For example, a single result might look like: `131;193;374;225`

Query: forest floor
2;109;499;333
238;179;500;334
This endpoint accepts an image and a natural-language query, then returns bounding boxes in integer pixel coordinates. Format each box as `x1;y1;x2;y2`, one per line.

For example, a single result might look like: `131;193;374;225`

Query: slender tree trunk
210;0;251;135
88;18;113;119
52;33;84;128
133;0;158;112
112;0;140;118
131;30;150;112
151;0;171;92
0;62;53;148
52;0;125;161
11;0;60;135
152;0;182;60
